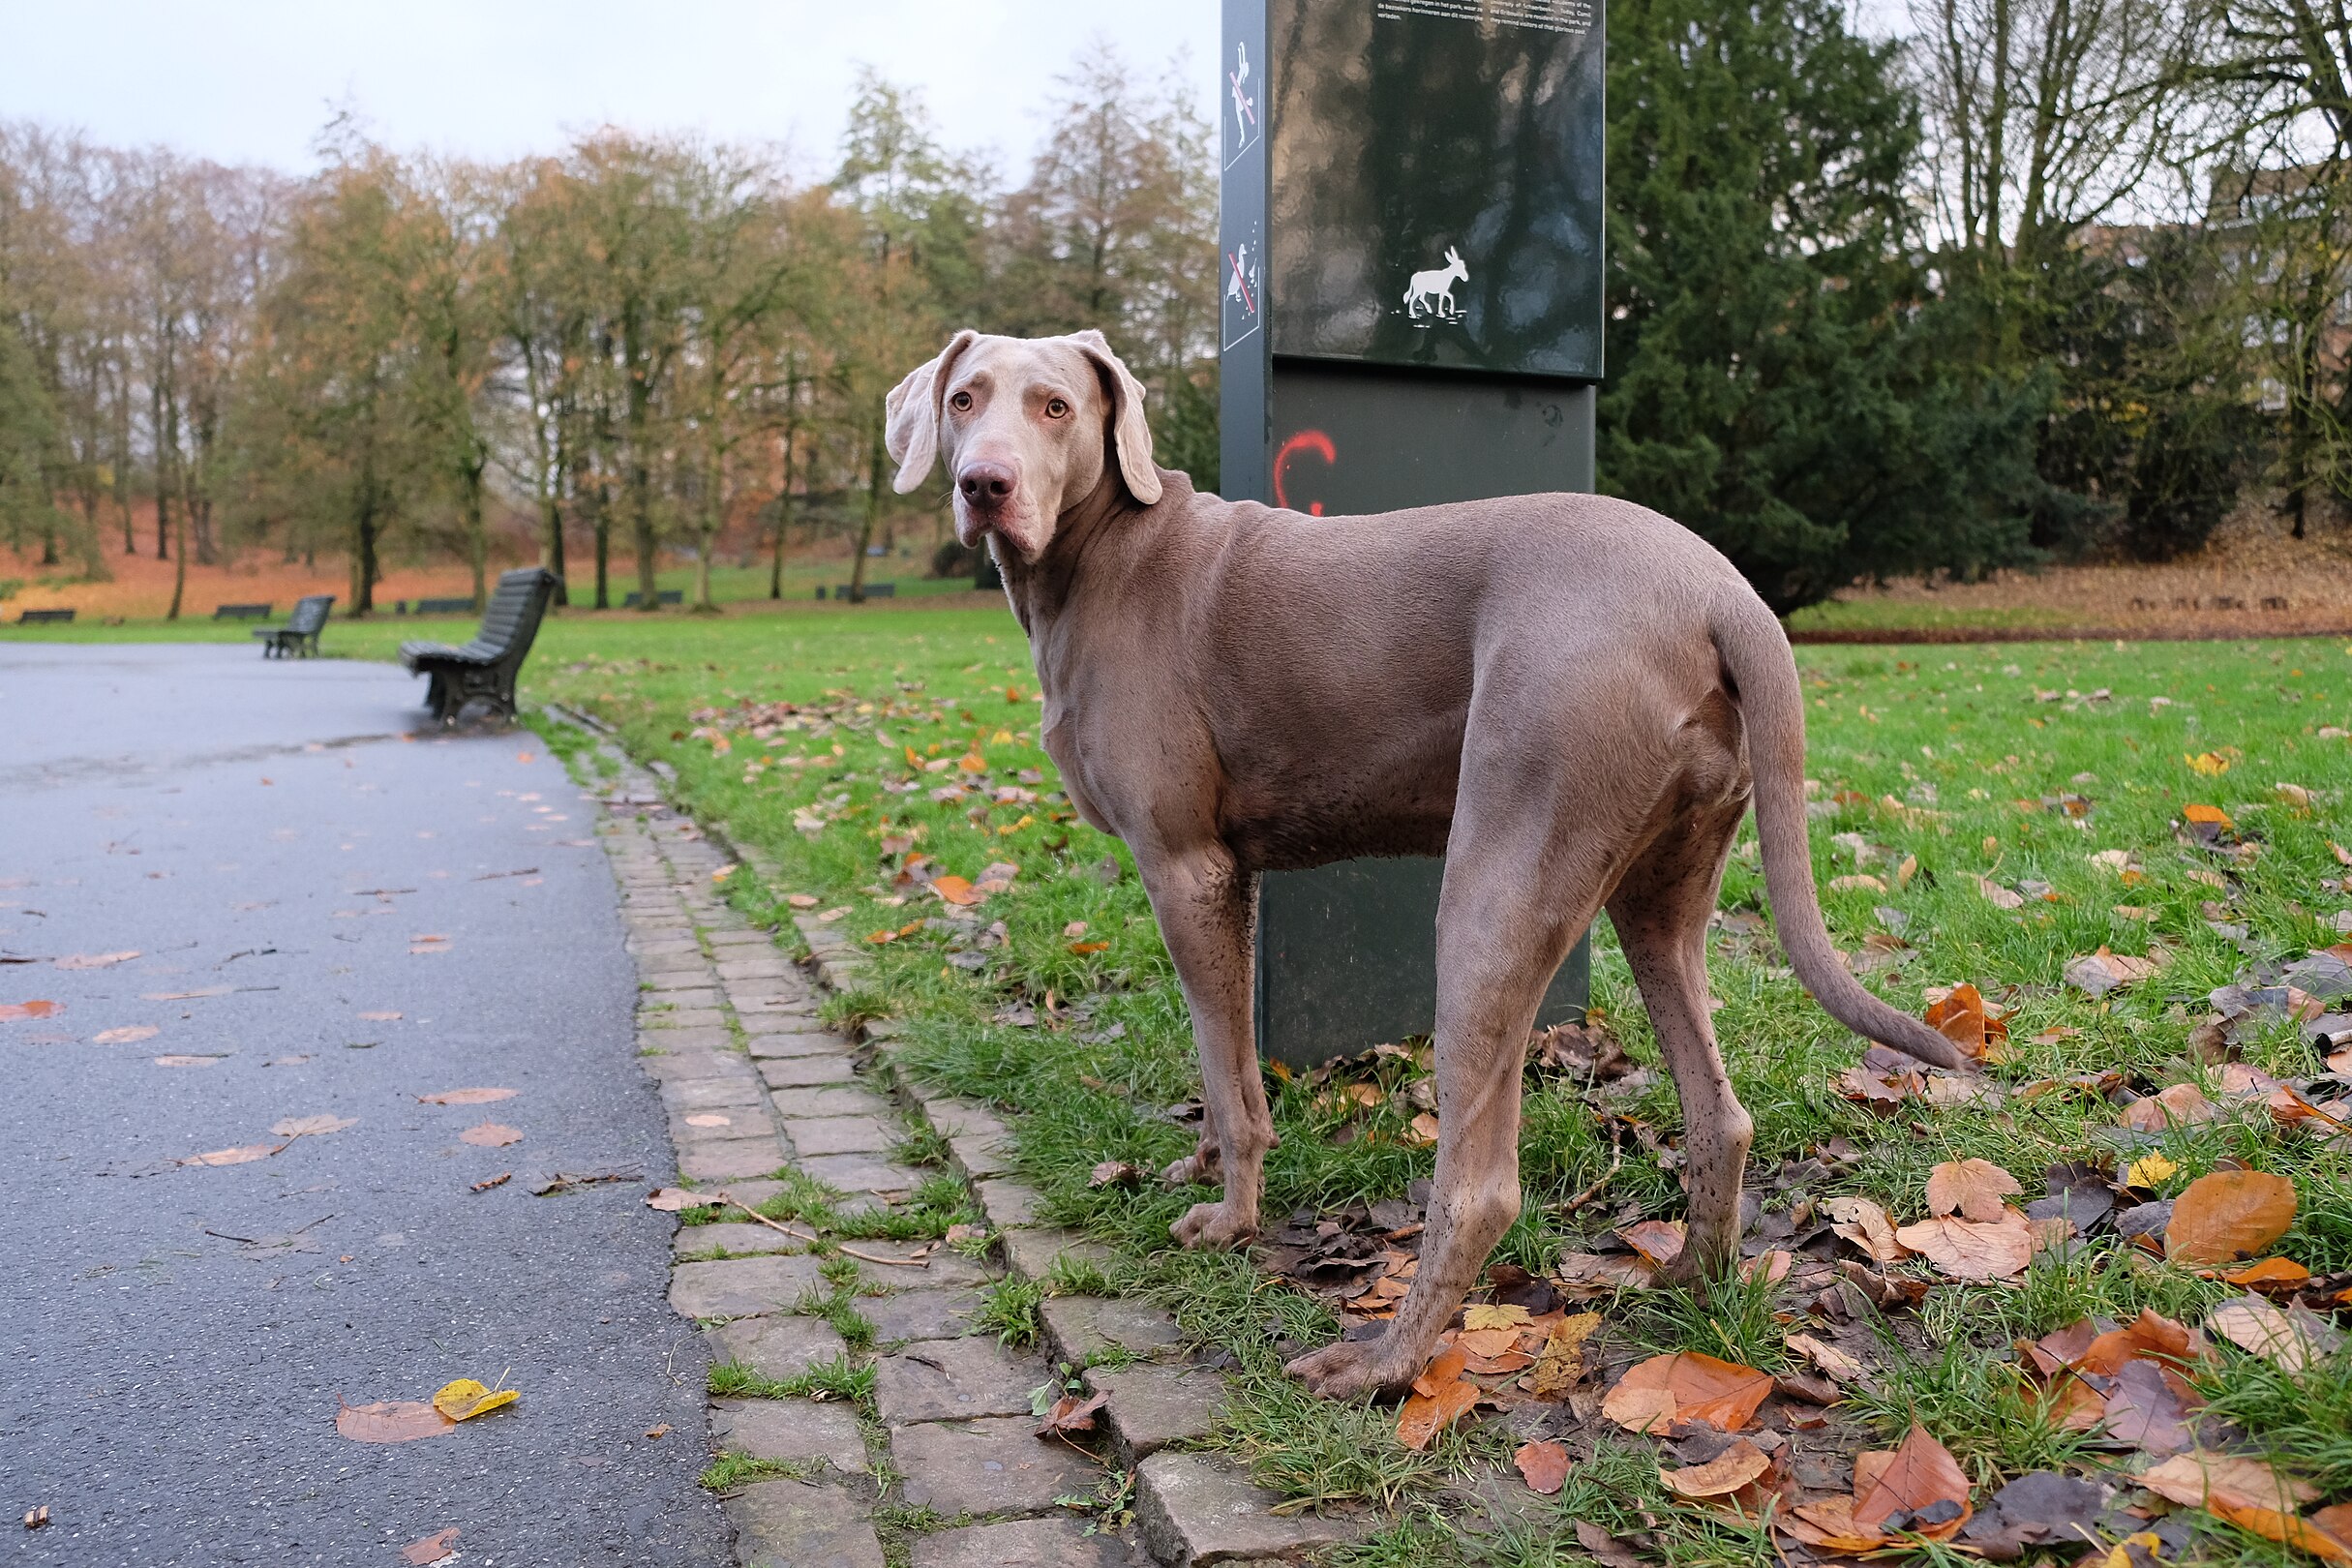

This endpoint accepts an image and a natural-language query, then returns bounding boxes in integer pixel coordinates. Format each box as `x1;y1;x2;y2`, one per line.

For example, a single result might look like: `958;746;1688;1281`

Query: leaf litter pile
540;623;2352;1564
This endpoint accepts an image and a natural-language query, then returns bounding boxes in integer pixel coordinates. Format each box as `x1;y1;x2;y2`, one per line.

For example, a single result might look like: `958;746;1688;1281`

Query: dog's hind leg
1605;797;1754;1282
1287;793;1610;1400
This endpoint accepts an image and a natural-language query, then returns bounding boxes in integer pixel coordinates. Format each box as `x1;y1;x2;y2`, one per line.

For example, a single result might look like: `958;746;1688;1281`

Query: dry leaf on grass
431;1377;518;1421
2140;1453;2349;1563
417;1086;516;1105
1515;1439;1571;1494
2167;1170;2298;1265
1618;1219;1687;1267
2220;1257;2311;1288
1397;1343;1481;1450
1661;1437;1771;1499
2066;948;2164;997
1784;1424;1974;1553
2209;1296;2345;1373
1925;982;2007;1058
1854;1423;1974;1536
1786;1333;1865;1384
335;1399;454;1443
460;1123;524;1148
1602;1351;1773;1434
1523;1312;1603;1398
1894;1212;2035;1281
2121;1084;2219;1131
1463;1304;1532;1331
931;874;980;906
1827;1195;1912;1265
91;1026;159;1045
1926;1159;2024;1221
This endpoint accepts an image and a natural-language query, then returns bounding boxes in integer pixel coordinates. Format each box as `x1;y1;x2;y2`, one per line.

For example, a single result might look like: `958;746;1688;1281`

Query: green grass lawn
64;603;2352;1562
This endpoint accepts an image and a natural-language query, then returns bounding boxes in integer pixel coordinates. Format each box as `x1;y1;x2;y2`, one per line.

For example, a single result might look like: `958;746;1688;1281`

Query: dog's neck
994;466;1189;637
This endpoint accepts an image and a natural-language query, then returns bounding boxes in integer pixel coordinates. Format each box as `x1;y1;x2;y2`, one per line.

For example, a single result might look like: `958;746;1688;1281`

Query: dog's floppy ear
1069;329;1162;506
885;329;979;494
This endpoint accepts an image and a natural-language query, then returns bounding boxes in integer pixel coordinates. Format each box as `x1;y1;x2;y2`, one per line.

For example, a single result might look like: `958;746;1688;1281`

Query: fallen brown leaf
1854;1423;1973;1538
1926;1158;2025;1222
418;1086;517;1105
181;1143;280;1166
401;1527;460;1565
1826;1194;1911;1265
92;1025;160;1045
2140;1452;2346;1562
271;1113;356;1138
1036;1389;1109;1438
1894;1211;2035;1281
460;1123;524;1147
1515;1438;1571;1494
1602;1351;1773;1434
0;1000;60;1021
55;950;139;970
1397;1343;1481;1450
469;1171;512;1192
1925;982;2007;1058
1660;1437;1771;1499
2209;1296;2345;1373
2168;1170;2298;1265
335;1399;454;1444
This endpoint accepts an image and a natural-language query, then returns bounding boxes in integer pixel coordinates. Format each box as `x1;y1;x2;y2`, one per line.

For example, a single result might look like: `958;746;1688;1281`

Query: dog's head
885;329;1161;562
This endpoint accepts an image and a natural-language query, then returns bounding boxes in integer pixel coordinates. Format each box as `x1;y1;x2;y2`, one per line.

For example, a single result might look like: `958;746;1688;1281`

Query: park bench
621;588;684;608
15;608;74;625
398;567;559;725
412;595;476;615
818;582;895;600
254;594;335;658
211;603;272;621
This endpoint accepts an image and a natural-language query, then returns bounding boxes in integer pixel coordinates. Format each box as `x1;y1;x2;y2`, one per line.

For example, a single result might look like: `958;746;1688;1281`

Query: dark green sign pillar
1221;0;1607;1070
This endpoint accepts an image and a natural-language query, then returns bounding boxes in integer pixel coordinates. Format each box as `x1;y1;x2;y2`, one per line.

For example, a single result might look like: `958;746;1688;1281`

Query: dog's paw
1161;1142;1221;1189
1170;1200;1257;1251
1284;1339;1417;1401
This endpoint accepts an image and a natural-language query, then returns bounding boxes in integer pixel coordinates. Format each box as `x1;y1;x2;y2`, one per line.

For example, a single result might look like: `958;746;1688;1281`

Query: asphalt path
0;644;730;1567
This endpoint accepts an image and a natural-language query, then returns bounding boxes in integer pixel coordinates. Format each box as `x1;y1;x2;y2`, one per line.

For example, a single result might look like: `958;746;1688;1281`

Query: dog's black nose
959;463;1015;504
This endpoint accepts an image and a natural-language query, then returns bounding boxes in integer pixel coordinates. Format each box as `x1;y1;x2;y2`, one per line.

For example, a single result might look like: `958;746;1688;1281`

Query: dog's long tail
1708;588;1975;1070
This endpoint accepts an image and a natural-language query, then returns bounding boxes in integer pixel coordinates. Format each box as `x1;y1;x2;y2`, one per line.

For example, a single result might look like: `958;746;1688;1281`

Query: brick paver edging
546;708;1365;1567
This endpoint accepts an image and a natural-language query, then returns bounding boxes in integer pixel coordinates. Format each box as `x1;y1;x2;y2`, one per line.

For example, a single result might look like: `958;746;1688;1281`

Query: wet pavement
0;644;730;1567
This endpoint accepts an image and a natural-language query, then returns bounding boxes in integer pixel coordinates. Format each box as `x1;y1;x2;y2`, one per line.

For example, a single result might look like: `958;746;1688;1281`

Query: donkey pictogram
1403;246;1466;320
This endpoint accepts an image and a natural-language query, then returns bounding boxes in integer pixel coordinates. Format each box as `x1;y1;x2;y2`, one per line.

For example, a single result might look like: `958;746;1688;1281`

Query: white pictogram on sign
1403;247;1466;321
1230;44;1257;139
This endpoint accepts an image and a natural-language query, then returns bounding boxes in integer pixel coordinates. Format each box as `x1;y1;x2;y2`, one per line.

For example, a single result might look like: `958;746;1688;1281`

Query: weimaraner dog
885;329;1973;1401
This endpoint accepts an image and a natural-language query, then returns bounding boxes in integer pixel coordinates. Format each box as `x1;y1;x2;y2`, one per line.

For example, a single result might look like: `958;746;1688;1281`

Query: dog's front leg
1135;842;1270;1251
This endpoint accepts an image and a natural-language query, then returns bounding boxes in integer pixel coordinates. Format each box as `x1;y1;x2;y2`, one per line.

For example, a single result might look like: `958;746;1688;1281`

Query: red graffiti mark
1273;429;1336;515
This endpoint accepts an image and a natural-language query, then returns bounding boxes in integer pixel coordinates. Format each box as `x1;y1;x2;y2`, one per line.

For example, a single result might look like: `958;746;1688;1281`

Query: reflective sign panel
1267;0;1605;378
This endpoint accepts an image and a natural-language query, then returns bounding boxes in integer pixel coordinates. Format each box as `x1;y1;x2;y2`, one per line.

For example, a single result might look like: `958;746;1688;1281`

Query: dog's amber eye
950;390;973;411
1045;398;1070;418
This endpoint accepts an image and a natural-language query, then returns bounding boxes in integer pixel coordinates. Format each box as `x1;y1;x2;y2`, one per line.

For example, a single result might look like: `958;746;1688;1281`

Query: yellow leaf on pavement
432;1378;519;1422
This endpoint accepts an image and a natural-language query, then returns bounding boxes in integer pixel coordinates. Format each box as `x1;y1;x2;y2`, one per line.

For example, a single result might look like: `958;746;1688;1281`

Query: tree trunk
166;491;189;620
849;415;885;604
769;420;798;600
592;480;611;610
463;457;488;610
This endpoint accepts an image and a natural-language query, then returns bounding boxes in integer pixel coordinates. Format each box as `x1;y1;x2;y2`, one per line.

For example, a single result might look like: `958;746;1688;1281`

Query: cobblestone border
551;706;1362;1567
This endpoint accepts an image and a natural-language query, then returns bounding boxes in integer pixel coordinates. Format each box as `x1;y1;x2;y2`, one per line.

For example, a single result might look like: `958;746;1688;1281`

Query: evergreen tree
1600;0;2043;611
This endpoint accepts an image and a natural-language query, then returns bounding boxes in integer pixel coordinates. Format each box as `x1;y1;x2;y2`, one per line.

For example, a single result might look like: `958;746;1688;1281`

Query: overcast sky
0;1;1221;180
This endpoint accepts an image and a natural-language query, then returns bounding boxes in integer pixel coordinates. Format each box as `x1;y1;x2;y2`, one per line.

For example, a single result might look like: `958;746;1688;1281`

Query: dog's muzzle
954;461;1017;547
